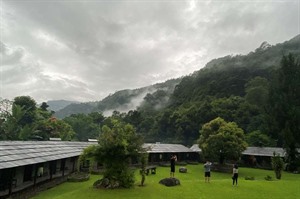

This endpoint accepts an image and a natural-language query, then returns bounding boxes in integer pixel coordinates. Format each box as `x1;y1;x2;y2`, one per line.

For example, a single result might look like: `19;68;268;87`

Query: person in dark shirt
170;154;177;178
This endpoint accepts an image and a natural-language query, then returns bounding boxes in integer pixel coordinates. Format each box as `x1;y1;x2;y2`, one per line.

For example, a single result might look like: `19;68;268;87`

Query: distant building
143;143;197;163
189;145;287;168
241;147;286;169
190;144;202;162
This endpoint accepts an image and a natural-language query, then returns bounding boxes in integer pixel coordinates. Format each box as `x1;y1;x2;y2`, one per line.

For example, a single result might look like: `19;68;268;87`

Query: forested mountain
123;34;300;145
54;78;181;118
58;34;299;146
172;34;300;105
46;100;79;112
54;102;98;119
2;35;299;170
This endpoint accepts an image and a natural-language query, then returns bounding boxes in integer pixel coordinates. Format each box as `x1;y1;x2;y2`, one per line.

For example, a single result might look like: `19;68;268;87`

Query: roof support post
49;161;54;180
72;157;76;172
33;164;37;186
62;159;66;177
8;168;14;196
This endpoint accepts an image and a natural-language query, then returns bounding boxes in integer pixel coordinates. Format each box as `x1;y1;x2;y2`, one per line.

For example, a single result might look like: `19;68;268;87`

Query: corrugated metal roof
190;145;288;157
242;147;286;157
0;141;95;169
2;141;288;170
143;143;193;153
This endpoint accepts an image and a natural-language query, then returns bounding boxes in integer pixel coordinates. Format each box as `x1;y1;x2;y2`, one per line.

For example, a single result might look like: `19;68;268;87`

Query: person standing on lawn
204;160;212;182
170;154;177;178
232;164;239;186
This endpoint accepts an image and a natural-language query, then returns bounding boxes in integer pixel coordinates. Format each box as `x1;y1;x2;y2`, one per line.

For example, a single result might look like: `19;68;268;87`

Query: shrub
265;175;273;181
271;152;284;179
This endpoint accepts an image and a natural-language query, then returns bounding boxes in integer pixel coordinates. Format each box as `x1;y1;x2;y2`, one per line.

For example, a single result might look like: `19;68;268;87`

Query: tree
34;118;75;141
198;117;247;164
267;54;300;171
0;104;25;140
139;152;148;186
271;152;284;179
88;112;105;125
63;113;101;141
1;96;75;141
79;144;99;172
0;99;13;140
245;76;269;108
1;97;38;140
40;102;49;111
0;99;13;119
92;119;144;188
13;96;37;127
246;130;275;147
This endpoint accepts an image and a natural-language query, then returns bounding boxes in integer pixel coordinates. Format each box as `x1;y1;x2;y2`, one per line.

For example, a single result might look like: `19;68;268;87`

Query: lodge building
143;143;197;163
0;140;287;199
0;141;94;199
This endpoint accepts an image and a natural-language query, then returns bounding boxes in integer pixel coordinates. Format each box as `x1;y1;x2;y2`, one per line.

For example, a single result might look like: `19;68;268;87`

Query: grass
32;164;300;199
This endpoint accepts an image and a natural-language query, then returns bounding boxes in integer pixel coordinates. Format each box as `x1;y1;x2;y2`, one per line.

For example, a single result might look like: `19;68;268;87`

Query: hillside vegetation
1;34;299;170
1;35;299;150
52;35;300;148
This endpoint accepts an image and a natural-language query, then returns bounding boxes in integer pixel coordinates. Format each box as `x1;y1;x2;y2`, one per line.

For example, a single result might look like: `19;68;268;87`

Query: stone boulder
179;167;187;173
93;178;120;189
159;178;180;187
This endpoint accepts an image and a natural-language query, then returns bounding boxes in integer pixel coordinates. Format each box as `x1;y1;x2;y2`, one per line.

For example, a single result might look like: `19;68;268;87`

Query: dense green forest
1;35;299;169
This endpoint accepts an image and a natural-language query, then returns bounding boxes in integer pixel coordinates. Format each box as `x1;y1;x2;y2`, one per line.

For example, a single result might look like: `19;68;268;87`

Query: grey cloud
0;42;25;65
0;42;39;87
1;0;299;103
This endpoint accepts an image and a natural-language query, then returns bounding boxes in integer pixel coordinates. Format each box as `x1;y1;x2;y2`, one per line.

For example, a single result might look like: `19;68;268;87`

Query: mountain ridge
54;34;300;119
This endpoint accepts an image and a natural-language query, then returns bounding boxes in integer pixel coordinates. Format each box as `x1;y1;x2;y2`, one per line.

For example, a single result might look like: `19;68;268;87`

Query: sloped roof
242;147;285;157
190;145;286;157
0;141;95;170
143;143;193;153
1;141;287;170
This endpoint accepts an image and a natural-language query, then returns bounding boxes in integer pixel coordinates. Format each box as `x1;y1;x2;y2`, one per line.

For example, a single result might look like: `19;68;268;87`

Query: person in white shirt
232;164;238;186
204;160;212;182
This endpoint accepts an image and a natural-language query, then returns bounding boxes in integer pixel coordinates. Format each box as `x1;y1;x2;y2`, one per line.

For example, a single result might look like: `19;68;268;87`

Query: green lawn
32;164;300;199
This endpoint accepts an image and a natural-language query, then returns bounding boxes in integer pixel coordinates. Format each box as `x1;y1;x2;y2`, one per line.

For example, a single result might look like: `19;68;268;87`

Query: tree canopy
198;117;247;164
0;97;74;141
91;119;144;188
267;54;300;170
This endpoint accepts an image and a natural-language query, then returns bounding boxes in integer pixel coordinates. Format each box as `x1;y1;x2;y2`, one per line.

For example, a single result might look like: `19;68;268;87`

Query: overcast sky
1;0;299;103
